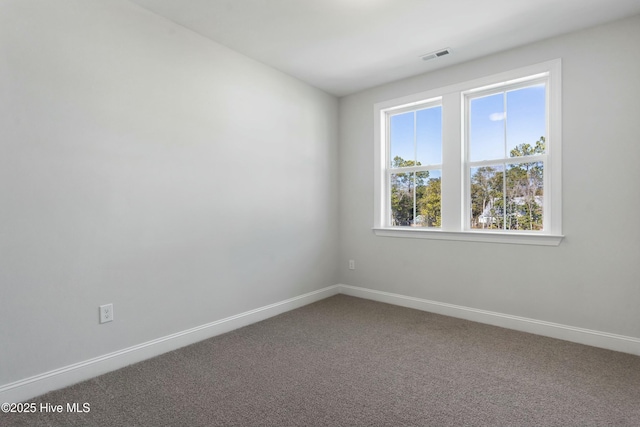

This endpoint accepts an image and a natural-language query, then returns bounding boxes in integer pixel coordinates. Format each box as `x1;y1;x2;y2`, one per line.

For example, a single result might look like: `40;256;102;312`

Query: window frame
373;59;563;246
386;98;443;228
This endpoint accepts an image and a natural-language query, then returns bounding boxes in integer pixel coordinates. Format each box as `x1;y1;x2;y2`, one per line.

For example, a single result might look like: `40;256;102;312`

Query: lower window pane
470;166;504;229
390;171;441;227
390;172;414;226
506;162;544;230
416;170;441;227
470;163;544;230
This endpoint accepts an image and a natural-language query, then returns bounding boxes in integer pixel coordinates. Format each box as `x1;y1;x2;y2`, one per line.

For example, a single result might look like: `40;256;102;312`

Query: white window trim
373;59;563;246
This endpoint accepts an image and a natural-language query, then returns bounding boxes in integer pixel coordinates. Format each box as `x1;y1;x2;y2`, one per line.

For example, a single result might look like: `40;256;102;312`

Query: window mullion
503;91;507;230
413;112;417;225
503;162;507;230
441;92;461;231
413;111;417;164
412;173;417;226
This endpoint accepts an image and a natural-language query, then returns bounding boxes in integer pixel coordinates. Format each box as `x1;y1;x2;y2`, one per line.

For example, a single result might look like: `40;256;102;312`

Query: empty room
1;0;639;426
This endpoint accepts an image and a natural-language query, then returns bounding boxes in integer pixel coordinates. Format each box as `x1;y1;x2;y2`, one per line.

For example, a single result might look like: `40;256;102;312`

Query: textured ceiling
128;0;640;96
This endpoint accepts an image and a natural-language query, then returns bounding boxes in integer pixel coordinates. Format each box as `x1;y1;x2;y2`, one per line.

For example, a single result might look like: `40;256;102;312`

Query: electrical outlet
349;260;355;270
99;304;113;324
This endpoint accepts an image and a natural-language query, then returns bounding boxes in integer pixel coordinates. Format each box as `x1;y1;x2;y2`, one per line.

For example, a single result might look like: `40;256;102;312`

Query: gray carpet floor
3;295;640;426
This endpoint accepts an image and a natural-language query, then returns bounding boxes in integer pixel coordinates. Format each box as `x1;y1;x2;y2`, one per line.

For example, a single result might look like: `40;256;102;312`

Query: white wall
0;0;338;386
338;15;640;339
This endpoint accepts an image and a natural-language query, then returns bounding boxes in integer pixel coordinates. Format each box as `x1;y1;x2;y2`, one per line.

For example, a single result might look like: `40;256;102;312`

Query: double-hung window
388;101;442;227
374;60;563;245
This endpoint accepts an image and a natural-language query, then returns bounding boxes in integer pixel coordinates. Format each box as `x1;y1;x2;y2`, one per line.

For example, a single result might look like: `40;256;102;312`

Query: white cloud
489;112;506;121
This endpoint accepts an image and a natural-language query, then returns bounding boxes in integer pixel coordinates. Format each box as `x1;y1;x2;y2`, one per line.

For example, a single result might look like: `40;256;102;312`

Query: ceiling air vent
420;48;451;61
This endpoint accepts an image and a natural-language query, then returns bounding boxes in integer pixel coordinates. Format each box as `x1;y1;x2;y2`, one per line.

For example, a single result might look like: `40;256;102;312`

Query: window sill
372;227;564;246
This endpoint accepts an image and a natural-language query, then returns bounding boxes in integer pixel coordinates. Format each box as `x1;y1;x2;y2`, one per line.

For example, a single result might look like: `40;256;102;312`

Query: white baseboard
0;285;340;404
338;284;640;356
4;283;639;404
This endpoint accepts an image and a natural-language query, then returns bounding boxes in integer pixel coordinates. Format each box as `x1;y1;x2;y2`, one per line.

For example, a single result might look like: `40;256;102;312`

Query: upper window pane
390;105;442;168
469;83;547;162
469;93;505;161
390;112;415;168
416;106;442;165
506;84;546;157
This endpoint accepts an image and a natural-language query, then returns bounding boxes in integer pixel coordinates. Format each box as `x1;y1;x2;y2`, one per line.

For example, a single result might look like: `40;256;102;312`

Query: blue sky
470;84;546;161
390;84;546;166
390;106;442;166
